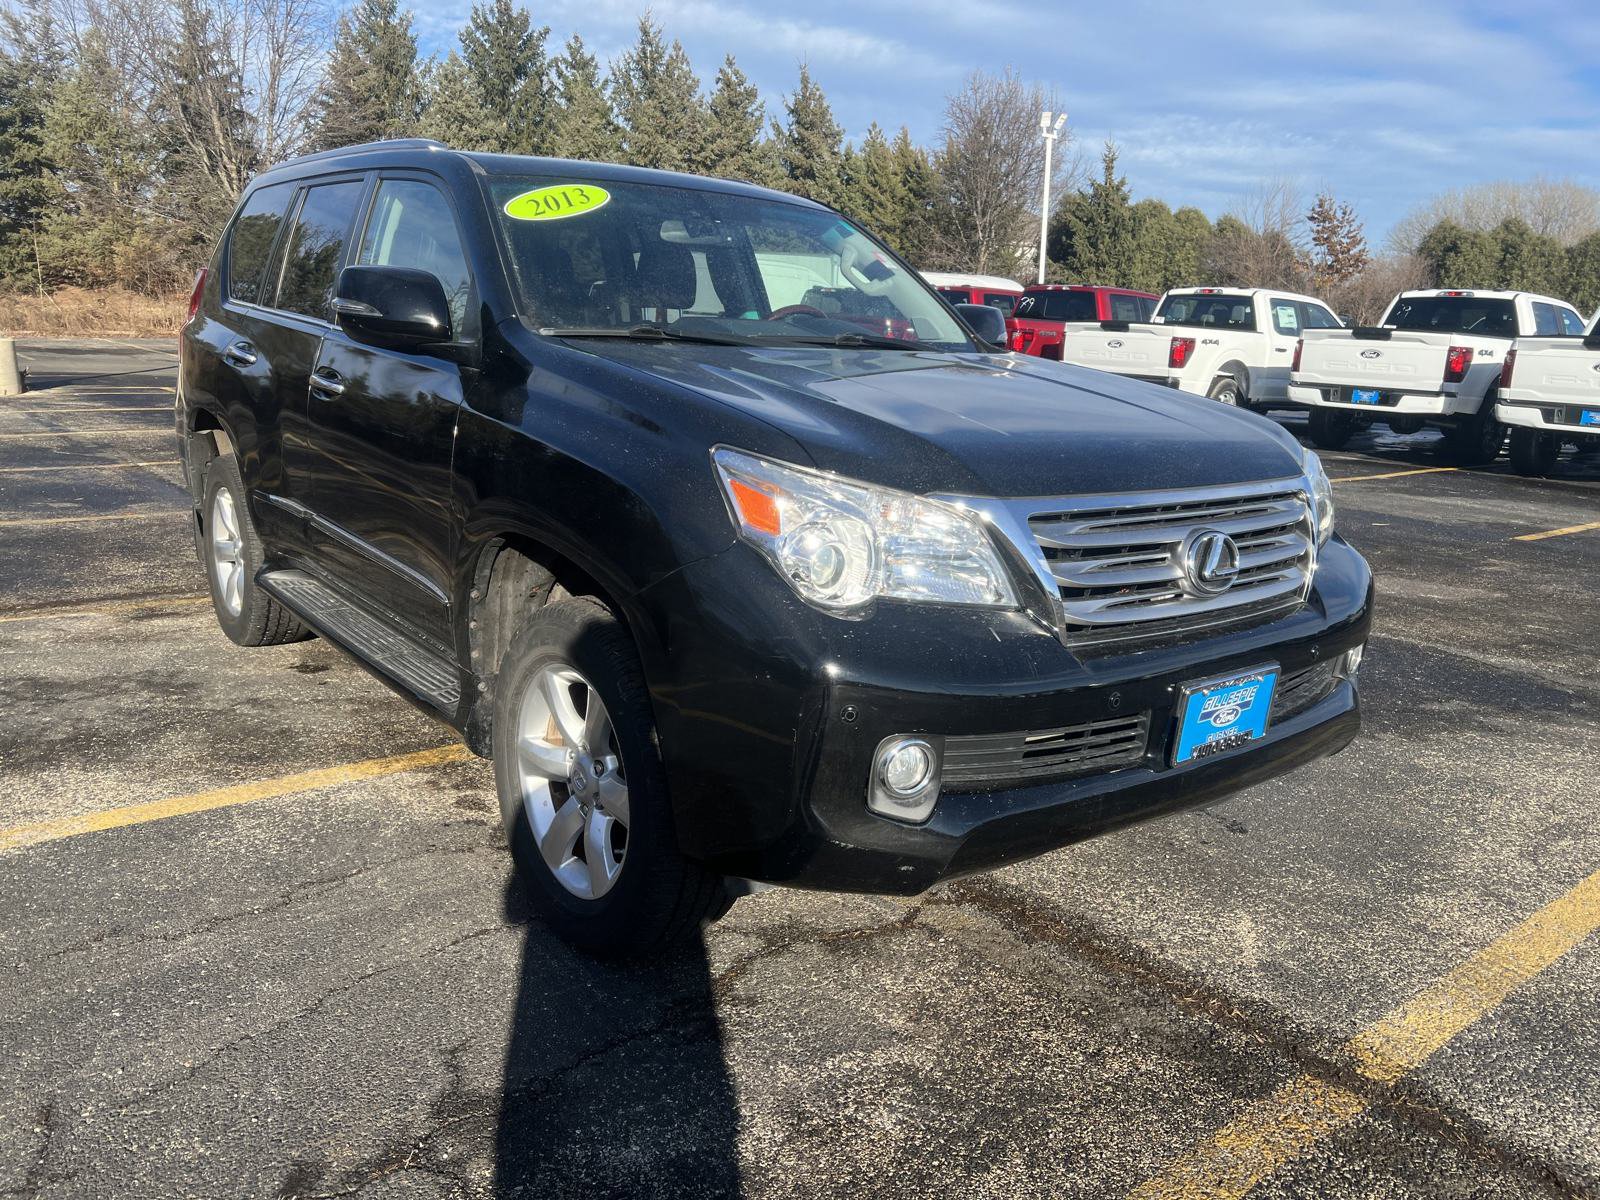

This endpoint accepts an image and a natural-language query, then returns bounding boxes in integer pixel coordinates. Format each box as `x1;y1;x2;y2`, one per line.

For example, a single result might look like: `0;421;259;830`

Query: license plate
1350;388;1383;405
1582;410;1600;427
1172;666;1279;765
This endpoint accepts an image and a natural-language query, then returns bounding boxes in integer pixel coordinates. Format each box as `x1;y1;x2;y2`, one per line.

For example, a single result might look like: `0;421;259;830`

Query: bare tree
925;68;1064;277
1323;254;1428;326
1389;177;1600;253
1206;179;1311;290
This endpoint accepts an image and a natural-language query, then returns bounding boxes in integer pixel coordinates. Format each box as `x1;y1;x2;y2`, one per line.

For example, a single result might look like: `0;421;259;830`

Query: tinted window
358;179;472;332
226;183;295;305
1269;298;1301;335
1139;297;1157;321
1157;293;1255;329
1109;294;1143;322
936;287;971;305
274;180;365;320
1561;308;1588;336
1532;302;1560;337
1015;291;1098;322
982;292;1017;313
1301;303;1342;329
1382;295;1517;338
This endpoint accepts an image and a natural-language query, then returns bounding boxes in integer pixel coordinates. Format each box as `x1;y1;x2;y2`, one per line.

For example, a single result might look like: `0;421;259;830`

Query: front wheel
1509;427;1561;476
1307;407;1356;450
492;598;731;956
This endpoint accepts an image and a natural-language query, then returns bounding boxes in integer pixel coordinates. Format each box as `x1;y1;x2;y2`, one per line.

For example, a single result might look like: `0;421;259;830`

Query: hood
575;341;1308;498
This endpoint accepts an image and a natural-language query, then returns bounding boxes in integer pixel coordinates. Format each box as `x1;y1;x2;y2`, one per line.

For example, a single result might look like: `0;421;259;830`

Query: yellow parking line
0;428;163;440
0;511;173;528
1513;520;1600;542
1330;466;1458;484
0;460;179;475
0;744;474;853
0;595;208;624
1127;866;1600;1200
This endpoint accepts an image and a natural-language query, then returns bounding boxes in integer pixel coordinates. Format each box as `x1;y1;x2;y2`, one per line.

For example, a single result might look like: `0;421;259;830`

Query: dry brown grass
0;287;185;338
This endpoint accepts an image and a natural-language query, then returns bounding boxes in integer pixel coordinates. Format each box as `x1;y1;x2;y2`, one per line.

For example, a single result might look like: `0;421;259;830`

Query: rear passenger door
305;175;476;645
1261;297;1304;401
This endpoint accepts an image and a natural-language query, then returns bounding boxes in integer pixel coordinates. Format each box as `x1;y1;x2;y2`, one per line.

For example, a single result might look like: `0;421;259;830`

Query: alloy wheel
210;487;245;617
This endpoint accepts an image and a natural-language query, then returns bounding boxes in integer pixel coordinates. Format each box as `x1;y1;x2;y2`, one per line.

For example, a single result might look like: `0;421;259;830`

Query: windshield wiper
541;324;750;346
756;331;938;352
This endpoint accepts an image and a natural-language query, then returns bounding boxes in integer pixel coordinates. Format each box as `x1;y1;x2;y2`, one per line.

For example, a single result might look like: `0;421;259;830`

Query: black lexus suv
177;139;1372;954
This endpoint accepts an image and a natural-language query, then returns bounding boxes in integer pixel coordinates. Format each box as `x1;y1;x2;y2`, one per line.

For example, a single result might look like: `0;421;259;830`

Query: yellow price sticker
503;183;612;222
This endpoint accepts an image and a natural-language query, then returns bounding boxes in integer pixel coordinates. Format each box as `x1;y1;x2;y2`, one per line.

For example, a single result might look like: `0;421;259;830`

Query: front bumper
637;535;1373;893
1287;382;1474;417
1496;400;1600;437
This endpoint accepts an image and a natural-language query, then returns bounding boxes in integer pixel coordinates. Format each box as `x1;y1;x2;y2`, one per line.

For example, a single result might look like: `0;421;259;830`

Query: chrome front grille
1025;478;1314;643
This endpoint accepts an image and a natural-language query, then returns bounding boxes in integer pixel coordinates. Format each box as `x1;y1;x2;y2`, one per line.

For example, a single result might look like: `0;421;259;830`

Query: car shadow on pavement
494;876;742;1198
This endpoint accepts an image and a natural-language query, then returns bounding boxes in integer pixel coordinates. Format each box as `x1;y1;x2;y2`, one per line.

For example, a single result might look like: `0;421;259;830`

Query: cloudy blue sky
412;0;1600;243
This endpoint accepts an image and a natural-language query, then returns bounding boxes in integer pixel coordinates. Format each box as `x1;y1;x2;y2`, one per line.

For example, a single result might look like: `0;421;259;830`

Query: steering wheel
766;304;829;321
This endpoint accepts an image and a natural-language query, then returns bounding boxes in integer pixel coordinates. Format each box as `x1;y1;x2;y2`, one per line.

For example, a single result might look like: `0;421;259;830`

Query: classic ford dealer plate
1172;666;1279;765
1350;387;1383;405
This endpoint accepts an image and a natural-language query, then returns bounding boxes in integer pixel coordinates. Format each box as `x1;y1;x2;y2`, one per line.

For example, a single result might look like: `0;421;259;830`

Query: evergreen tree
1564;233;1600;317
1065;141;1136;285
0;0;58;285
891;125;938;266
1416;220;1503;288
417;52;492;150
1168;206;1214;289
547;34;620;161
705;55;774;186
1127;198;1176;293
845;122;908;251
611;14;708;172
458;0;550;154
312;0;420;151
776;64;844;208
1494;217;1565;295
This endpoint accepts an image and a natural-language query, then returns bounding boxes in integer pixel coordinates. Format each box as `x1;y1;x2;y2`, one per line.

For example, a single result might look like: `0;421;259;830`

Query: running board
259;569;462;710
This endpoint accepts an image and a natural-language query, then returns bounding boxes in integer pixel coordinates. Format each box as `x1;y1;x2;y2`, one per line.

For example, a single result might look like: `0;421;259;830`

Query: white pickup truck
1287;289;1588;463
1496;313;1600;475
1056;287;1343;409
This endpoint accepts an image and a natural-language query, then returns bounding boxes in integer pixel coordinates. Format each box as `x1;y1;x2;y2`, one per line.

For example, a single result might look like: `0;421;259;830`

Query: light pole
1037;110;1067;285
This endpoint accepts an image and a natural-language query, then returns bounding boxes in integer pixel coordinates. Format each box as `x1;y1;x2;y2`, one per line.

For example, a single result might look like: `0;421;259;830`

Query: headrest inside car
633;241;697;311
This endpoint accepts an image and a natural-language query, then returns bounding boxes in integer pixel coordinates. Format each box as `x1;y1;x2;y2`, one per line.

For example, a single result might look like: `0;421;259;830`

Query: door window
982;293;1017;313
1532;302;1561;337
274;180;365;320
1109;294;1142;322
1269;299;1301;335
357;179;473;332
1559;307;1587;336
226;183;296;305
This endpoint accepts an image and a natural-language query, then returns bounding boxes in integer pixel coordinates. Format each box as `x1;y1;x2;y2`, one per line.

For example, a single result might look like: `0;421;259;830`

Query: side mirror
954;302;1008;349
332;265;452;350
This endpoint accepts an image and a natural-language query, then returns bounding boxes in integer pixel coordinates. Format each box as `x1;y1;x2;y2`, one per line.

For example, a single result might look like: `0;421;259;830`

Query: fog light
868;735;942;824
1340;643;1365;679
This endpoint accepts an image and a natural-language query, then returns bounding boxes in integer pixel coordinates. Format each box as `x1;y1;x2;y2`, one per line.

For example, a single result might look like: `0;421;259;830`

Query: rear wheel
1207;376;1244;407
1509;427;1562;476
200;454;310;646
493;598;731;956
1444;406;1506;466
1307;407;1357;450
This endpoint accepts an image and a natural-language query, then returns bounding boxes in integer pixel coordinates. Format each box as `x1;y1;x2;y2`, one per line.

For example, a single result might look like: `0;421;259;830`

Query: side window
1109;294;1141;322
1139;297;1157;321
983;292;1016;313
357;179;473;332
273;179;365;320
1559;307;1587;337
225;183;295;305
1269;298;1301;335
1532;302;1560;337
1301;303;1342;330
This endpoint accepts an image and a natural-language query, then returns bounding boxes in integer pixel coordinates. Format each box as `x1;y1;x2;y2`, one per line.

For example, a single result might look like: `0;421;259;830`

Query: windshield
1014;290;1097;322
487;176;972;351
1156;293;1256;329
1382;295;1517;338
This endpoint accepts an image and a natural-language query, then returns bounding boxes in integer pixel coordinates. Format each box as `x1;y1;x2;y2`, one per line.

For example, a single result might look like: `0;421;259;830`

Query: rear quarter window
982;292;1017;313
1560;308;1587;336
225;183;296;305
1108;294;1142;322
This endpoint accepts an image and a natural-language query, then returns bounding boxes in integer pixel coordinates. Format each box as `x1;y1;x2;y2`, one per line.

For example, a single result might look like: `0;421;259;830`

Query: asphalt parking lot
3;338;1598;1200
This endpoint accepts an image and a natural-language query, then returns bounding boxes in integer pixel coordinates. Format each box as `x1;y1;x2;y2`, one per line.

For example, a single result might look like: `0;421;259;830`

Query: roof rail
272;138;451;170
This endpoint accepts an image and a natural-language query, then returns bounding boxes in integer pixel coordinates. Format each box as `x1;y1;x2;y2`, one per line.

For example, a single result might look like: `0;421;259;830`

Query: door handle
309;368;346;399
223;340;257;368
1274;346;1291;352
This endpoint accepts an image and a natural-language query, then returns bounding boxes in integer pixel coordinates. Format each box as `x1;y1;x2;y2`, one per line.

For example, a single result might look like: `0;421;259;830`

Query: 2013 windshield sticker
503;184;611;221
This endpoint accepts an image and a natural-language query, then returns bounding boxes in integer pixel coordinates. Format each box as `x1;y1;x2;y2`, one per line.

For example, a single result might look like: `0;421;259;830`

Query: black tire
1307;407;1356;450
1444;406;1506;466
200;454;310;646
493;598;731;957
1208;375;1245;407
1509;427;1561;477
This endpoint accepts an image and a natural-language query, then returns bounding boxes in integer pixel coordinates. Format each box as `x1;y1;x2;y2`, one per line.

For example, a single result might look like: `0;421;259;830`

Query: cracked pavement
2;341;1598;1198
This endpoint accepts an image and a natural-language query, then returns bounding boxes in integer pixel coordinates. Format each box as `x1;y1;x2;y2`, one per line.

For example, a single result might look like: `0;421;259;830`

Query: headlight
712;447;1019;614
1303;447;1334;547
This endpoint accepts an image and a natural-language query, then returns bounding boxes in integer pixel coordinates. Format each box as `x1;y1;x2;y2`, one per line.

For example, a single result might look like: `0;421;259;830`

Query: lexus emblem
1183;529;1240;596
1107;339;1124;348
1360;349;1382;359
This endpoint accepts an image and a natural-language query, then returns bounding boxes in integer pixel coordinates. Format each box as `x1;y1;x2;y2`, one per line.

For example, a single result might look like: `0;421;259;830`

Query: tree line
2;0;1597;322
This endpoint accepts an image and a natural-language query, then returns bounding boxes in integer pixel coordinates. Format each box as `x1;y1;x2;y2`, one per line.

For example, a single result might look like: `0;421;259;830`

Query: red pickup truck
1008;284;1159;358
